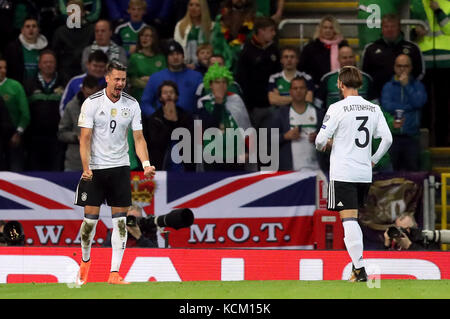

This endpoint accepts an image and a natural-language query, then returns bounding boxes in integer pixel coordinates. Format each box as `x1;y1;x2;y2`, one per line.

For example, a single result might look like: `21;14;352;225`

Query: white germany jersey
78;89;143;169
315;95;392;183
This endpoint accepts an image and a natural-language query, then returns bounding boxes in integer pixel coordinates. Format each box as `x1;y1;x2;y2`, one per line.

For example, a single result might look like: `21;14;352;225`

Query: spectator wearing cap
140;40;203;116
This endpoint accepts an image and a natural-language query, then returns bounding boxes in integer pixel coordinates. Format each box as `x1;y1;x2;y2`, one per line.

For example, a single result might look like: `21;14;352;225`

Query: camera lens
388;226;402;238
126;215;137;227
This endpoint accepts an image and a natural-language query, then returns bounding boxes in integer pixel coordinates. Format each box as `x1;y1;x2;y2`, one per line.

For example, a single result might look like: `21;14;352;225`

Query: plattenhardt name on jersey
344;104;376;113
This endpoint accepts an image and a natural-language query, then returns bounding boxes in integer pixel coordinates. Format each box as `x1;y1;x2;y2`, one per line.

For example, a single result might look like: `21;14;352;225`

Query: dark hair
22;16;39;27
106;60;127;74
222;0;255;12
96;19;112;31
39;48;57;60
280;45;299;57
253;17;276;33
290;76;307;87
88;50;109;64
338;66;362;89
382;13;400;25
210;53;225;61
136;25;162;55
338;42;352;50
82;74;101;89
157;80;179;99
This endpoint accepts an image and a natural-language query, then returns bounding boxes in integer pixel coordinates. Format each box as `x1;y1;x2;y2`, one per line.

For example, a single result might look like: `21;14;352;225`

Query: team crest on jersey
155;61;162;68
111;108;117;117
81;192;87;201
121;108;130;118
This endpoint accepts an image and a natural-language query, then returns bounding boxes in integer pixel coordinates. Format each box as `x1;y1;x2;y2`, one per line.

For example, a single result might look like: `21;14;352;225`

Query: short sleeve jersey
268;70;315;96
78;89;143;169
316;95;391;183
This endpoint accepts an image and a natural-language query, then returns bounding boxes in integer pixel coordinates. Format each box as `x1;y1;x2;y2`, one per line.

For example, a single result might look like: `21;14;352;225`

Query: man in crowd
271;76;325;171
141;40;203;116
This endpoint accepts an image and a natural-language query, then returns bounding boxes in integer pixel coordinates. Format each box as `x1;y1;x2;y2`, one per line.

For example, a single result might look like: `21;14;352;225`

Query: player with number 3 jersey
315;66;392;282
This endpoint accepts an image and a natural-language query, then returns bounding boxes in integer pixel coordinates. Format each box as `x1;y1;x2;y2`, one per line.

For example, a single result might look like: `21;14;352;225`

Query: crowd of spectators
0;0;448;174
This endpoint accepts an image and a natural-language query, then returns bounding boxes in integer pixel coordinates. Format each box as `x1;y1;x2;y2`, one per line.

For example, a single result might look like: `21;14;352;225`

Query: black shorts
327;180;371;211
74;166;132;207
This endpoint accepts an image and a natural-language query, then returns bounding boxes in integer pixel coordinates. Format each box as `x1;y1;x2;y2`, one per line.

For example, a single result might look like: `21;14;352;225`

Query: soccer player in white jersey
75;60;156;285
315;66;392;282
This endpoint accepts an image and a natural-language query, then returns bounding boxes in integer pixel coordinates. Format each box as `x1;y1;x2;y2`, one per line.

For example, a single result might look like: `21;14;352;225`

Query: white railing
279;18;429;48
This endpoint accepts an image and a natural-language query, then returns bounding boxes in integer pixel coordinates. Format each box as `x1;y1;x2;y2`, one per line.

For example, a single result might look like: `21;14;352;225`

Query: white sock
343;218;364;269
80;217;98;262
110;214;127;272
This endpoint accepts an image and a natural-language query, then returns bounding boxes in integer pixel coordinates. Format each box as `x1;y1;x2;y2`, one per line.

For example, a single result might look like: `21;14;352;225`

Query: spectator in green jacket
0;59;30;171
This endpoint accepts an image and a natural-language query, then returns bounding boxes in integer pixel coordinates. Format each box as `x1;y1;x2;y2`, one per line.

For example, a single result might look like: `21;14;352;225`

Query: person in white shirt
315;66;392;282
75;60;156;285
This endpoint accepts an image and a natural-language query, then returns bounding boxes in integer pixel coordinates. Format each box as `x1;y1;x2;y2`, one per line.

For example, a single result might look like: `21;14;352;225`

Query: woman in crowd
298;15;348;88
174;0;213;67
127;25;166;102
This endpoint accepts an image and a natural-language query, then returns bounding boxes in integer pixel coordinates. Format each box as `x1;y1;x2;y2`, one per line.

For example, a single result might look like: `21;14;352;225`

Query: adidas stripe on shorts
327;180;371;211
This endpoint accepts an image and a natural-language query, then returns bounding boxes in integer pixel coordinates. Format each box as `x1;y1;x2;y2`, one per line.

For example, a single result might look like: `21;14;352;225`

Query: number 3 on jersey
110;120;116;133
355;116;369;148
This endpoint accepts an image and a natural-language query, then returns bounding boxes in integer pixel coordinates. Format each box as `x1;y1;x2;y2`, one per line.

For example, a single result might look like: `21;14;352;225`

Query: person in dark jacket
383;214;438;250
58;75;101;171
235;16;280;130
298;15;348;89
23;49;65;171
143;80;194;171
51;0;95;85
0;96;15;171
362;13;425;99
4;16;48;84
381;54;427;171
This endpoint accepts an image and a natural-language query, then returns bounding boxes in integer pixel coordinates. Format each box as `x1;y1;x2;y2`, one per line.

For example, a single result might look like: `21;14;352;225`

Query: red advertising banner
0;247;448;283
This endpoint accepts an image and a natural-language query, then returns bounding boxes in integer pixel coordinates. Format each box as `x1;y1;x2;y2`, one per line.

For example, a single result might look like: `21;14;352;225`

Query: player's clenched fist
144;165;156;178
81;170;93;181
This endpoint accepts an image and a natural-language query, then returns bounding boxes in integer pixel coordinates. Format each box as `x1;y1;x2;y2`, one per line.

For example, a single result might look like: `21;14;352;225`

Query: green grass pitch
1;280;449;299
